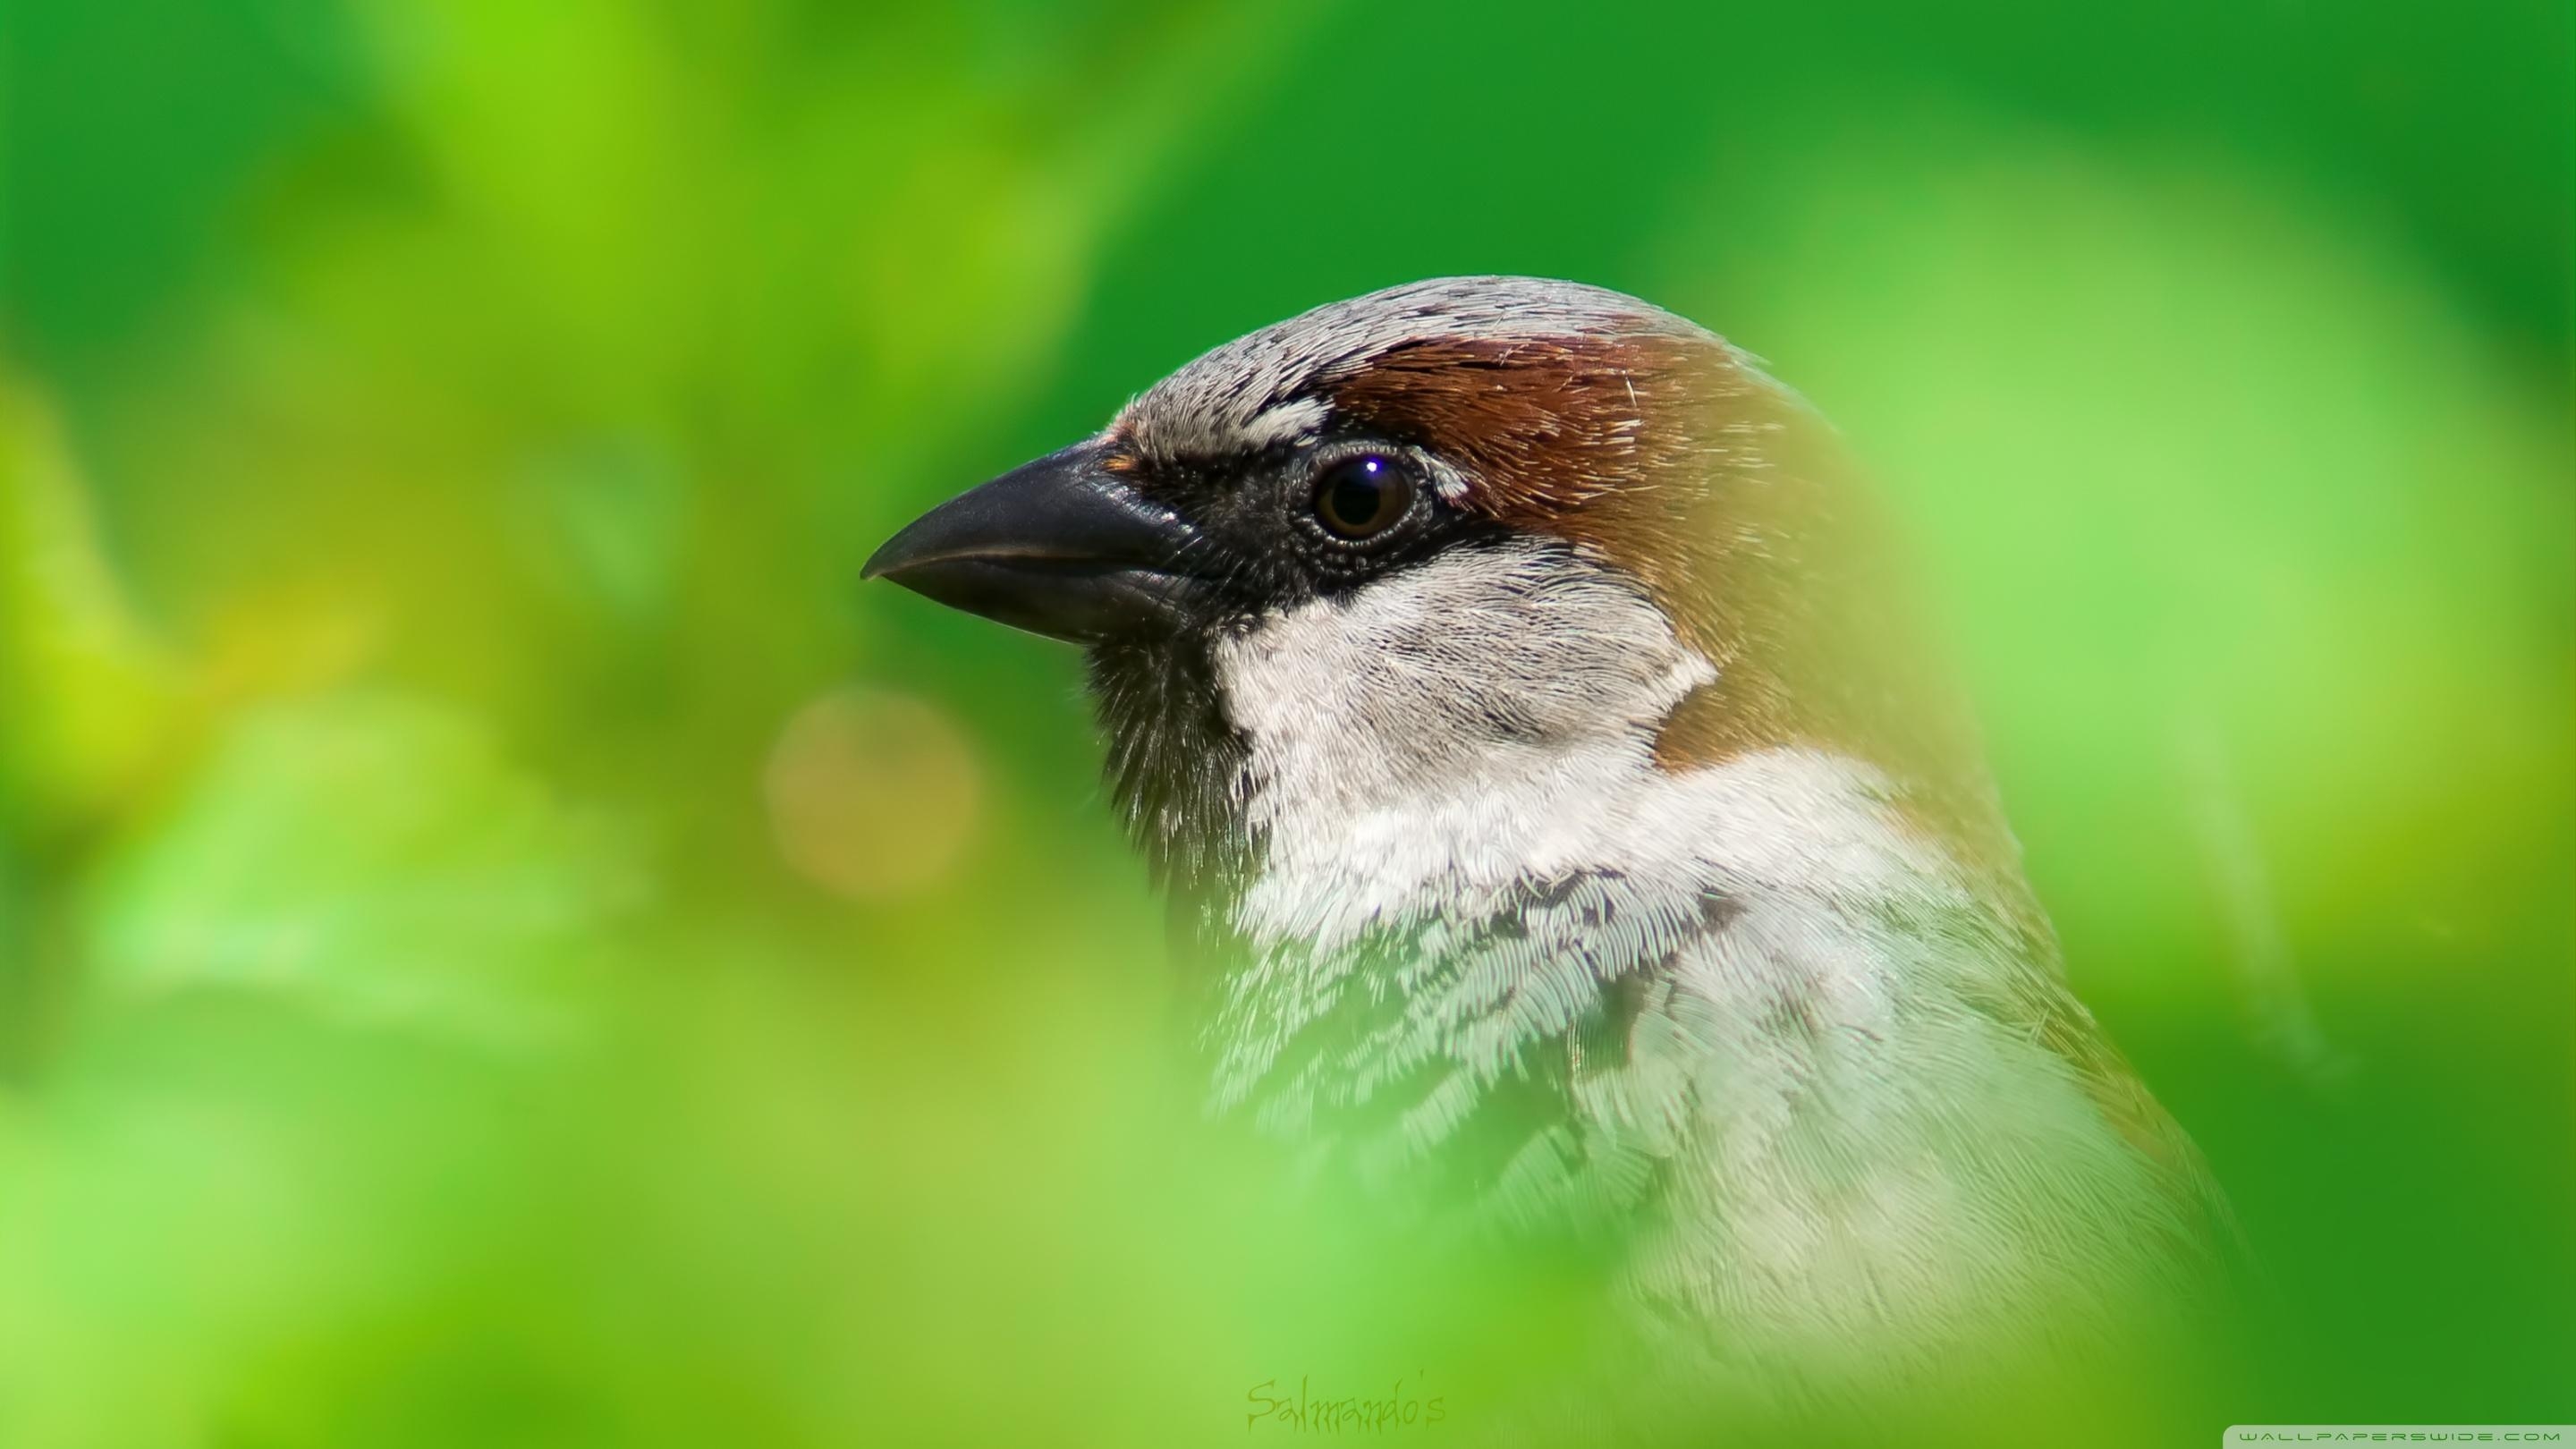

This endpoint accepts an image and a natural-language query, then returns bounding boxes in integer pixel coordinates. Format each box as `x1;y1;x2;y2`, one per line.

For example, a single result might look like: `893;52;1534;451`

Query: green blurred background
2;1;2569;1444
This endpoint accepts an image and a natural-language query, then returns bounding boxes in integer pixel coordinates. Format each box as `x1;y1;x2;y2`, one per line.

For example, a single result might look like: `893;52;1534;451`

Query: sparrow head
865;277;1775;643
868;276;1999;894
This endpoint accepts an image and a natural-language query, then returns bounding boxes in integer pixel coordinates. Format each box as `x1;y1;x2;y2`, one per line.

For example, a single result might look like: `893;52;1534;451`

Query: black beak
863;440;1204;644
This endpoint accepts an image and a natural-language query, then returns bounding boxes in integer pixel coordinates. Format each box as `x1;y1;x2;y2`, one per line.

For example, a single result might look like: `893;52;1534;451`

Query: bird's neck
1076;560;2202;1273
1095;532;2020;979
1085;538;2002;943
1083;536;2222;1374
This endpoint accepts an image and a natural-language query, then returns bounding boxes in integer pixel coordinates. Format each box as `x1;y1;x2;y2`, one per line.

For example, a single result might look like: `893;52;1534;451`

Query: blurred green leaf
0;382;182;843
84;690;639;1044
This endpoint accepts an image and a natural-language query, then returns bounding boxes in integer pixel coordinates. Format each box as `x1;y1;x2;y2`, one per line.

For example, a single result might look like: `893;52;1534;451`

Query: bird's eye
1311;454;1415;540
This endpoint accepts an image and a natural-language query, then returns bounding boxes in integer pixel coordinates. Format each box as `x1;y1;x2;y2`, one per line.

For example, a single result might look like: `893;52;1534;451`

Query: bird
863;276;2236;1416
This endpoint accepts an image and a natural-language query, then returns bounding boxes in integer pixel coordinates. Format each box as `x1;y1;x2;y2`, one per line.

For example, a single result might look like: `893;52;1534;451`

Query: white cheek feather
1210;540;1940;956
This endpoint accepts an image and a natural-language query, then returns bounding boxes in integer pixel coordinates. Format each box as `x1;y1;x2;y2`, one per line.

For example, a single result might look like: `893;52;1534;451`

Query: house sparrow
865;277;2233;1405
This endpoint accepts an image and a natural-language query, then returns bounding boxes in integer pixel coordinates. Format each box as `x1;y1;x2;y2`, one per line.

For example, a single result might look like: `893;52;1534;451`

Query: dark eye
1311;454;1415;540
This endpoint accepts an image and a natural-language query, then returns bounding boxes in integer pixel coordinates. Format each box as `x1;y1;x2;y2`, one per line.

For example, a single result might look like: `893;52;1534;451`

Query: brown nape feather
1326;326;2032;914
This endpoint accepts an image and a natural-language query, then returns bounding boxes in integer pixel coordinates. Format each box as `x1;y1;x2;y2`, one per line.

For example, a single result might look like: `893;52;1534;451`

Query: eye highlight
1311;454;1415;540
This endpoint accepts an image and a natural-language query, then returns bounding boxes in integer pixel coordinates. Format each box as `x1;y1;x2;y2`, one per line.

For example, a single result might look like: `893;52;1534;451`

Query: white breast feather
1206;540;2199;1395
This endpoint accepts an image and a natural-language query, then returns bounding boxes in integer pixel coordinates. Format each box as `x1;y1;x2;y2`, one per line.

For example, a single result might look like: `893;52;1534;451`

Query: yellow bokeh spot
764;686;983;900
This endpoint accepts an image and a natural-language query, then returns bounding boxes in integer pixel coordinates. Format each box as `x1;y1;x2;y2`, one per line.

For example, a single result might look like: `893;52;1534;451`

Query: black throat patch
1085;631;1258;904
